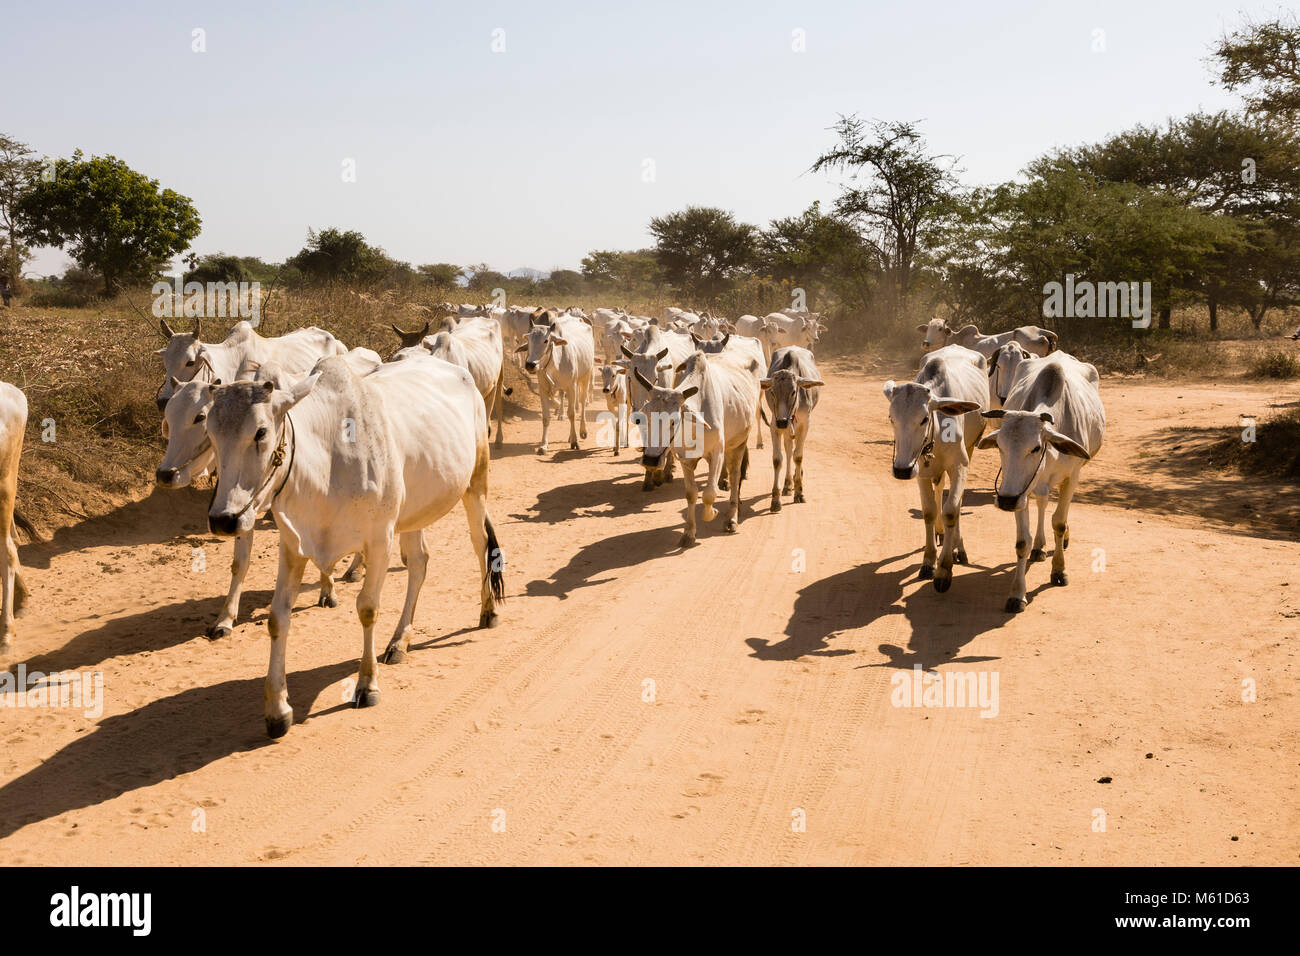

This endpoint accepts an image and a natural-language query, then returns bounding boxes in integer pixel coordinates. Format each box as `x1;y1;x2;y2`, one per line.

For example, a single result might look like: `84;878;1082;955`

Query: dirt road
1;360;1296;865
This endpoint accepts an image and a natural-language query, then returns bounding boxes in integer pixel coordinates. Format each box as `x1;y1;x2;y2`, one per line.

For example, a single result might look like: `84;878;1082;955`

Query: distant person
0;279;11;307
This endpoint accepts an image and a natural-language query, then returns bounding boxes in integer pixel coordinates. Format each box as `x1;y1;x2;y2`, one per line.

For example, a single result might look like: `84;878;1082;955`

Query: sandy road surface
1;359;1297;865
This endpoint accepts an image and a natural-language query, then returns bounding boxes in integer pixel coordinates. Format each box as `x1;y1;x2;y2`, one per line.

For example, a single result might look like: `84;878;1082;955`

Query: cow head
988;343;1031;408
156;378;219;487
634;368;700;470
154;320;207;411
977;409;1091;511
916;317;953;353
205;374;320;536
619;344;673;404
518;322;567;373
388;320;431;357
761;361;823;431
883;380;981;480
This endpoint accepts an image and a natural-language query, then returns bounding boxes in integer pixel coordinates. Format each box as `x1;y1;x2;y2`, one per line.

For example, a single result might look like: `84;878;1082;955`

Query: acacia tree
17;151;200;295
810;117;959;319
648;206;756;300
1214;15;1300;128
0;134;41;287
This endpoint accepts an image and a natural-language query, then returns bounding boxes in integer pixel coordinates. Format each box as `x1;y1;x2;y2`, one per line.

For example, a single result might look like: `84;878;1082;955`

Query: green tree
16;150;200;295
1214;15;1300;128
759;201;877;312
647;206;757;300
580;249;662;292
811;117;959;317
417;262;462;287
285;227;392;285
0;134;41;287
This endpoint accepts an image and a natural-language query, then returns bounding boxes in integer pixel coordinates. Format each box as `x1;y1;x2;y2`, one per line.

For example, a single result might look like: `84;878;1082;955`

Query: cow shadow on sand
0;658;355;841
751;550;1026;670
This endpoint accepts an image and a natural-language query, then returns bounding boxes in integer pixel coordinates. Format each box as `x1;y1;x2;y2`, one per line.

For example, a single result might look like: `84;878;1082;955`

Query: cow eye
193;412;206;424
254;427;268;443
1030;445;1041;454
185;360;195;367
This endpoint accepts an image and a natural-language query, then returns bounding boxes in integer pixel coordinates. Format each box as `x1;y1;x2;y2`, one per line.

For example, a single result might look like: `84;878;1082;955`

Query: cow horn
633;368;655;391
159;318;177;338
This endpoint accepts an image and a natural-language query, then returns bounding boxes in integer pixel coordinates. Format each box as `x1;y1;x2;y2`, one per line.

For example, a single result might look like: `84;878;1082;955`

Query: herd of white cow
0;303;1104;738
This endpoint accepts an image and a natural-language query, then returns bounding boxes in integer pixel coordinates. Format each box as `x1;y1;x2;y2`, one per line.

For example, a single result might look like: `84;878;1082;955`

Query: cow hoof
352;686;381;708
918;564;934;580
642;481;654;492
793;492;805;504
536;446;547;455
679;533;696;548
702;506;718;522
0;641;10;656
724;519;738;533
570;440;578;450
383;644;407;665
718;477;729;491
479;611;500;629
933;575;952;594
1029;548;1046;563
770;498;782;513
341;568;362;584
1005;597;1026;613
1051;571;1068;587
207;623;232;640
954;549;969;565
265;713;293;739
318;592;339;609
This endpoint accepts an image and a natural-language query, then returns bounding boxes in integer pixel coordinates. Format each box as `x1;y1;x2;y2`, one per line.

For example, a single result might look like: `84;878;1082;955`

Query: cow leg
769;420;784;512
567;386;579;449
382;530;427;665
340;551;364;583
620;401;629;447
210;528;254;639
935;465;967;593
579;375;589;439
1030;491;1049;562
680;456;700;547
317;561;340;608
916;474;938;580
1006;501;1032;613
493;366;506;448
1050;477;1076;586
353;535;390;708
664;448;676;483
265;540;308;738
0;527;14;655
537;380;551;453
792;422;808;503
755;394;765;450
723;443;744;533
461;468;503;628
781;429;794;495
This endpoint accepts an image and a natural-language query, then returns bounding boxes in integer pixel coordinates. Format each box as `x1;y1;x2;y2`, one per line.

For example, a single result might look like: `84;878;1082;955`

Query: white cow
636;346;761;545
155;319;346;410
155;348;381;637
977;351;1105;612
762;347;824;513
204;353;504;738
517;311;595;453
598;364;630;454
621;326;696;489
884;345;989;591
918;318;1057;358
0;383;34;653
764;312;824;353
391;316;508;447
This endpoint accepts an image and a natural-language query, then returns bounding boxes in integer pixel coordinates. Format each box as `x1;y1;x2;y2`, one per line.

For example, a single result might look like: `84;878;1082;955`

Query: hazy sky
10;0;1273;278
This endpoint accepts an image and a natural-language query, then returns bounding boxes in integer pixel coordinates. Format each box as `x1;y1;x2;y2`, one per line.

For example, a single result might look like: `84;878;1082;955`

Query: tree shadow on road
0;659;355;841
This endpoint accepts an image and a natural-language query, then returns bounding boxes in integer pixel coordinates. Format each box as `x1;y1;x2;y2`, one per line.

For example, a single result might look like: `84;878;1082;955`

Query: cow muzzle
892;464;916;481
155;467;179;487
524;361;538;373
996;494;1022;512
156;396;170;413
641;451;666;470
775;417;790;430
208;512;242;537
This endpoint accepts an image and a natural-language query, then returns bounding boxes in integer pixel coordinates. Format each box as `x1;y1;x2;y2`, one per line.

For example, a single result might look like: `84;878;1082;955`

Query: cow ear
168;375;180;390
154;346;167;356
275;371;320;414
551;337;568;347
976;430;1000;450
680;386;699;400
799;379;825;389
515;342;528;353
915;324;928;333
1038;411;1055;424
932;399;980;415
982;409;1006;419
943;325;953;334
760;378;773;390
1044;427;1090;460
882;380;896;399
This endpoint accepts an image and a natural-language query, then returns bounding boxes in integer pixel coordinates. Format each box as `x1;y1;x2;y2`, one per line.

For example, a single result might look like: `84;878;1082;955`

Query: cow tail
484;515;505;604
